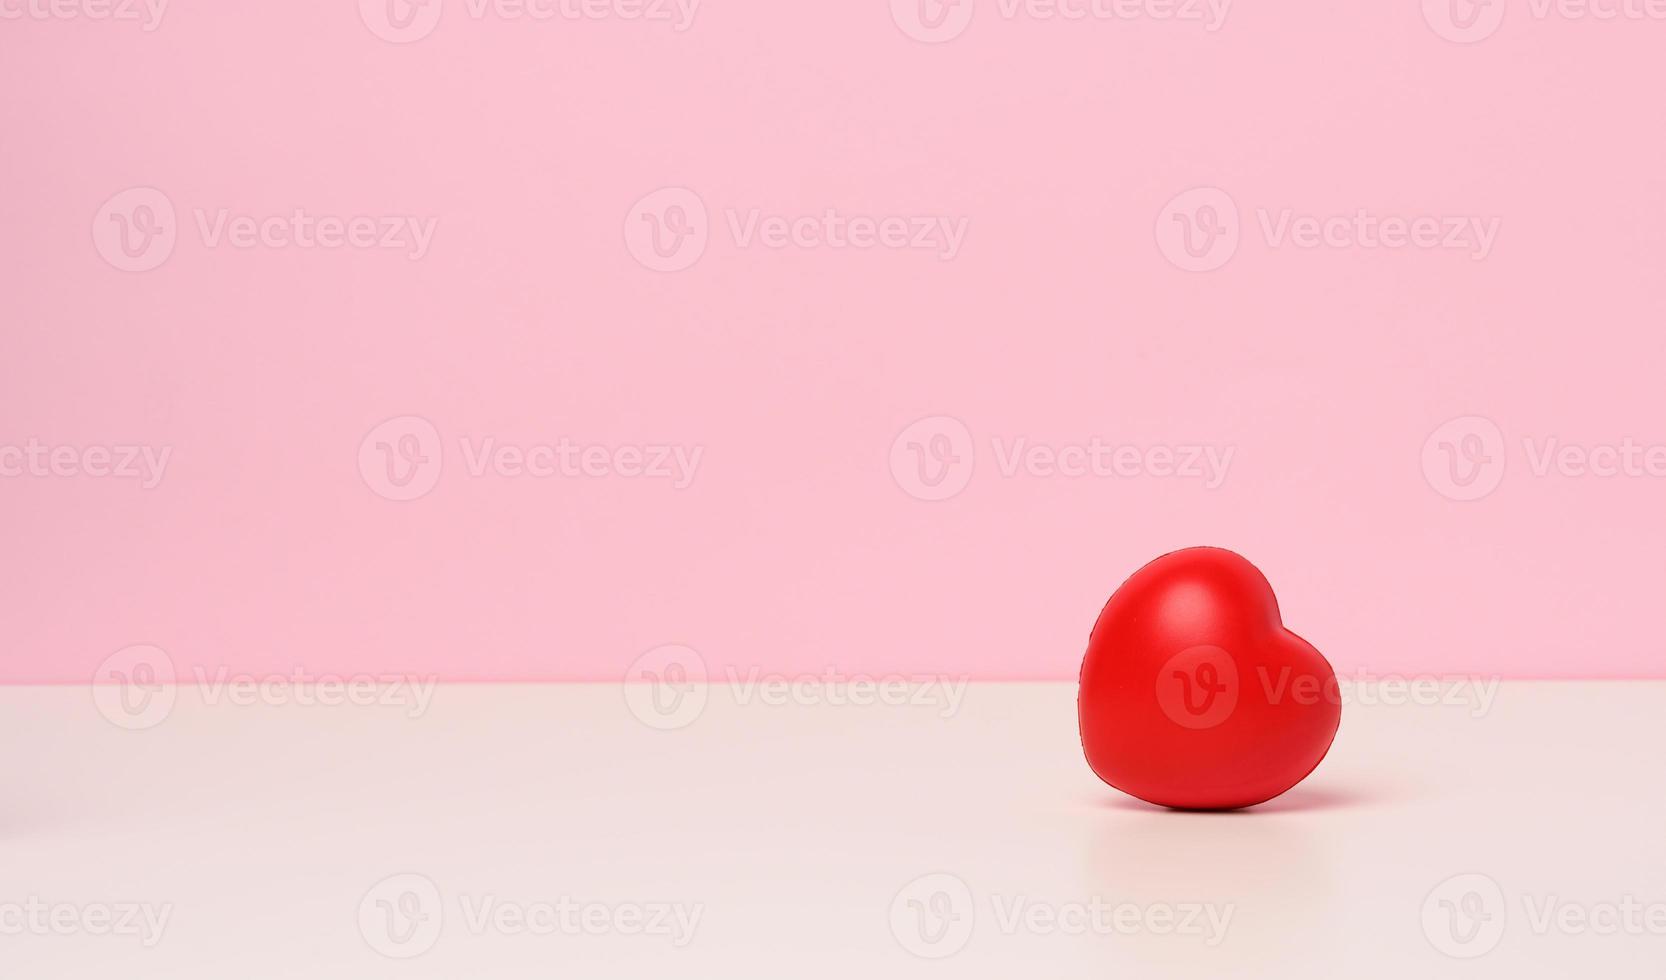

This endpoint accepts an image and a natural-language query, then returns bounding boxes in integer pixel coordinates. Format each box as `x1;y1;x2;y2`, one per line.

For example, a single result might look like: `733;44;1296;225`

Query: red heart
1078;547;1341;810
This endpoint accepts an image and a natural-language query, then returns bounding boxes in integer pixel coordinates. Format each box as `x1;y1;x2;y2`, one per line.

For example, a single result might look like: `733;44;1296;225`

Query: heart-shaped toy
1078;547;1341;810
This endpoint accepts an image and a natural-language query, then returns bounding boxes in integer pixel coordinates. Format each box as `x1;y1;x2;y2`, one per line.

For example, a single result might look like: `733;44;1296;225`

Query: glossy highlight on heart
1078;547;1341;810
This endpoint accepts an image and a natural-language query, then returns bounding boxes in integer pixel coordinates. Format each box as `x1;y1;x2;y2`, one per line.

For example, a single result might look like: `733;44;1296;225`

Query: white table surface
2;680;1662;977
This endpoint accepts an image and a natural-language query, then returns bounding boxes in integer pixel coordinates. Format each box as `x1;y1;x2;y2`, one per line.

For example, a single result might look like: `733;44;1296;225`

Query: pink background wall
4;0;1665;683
